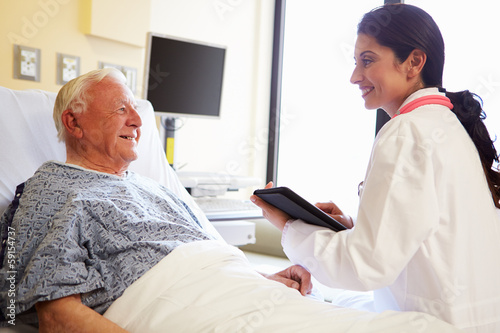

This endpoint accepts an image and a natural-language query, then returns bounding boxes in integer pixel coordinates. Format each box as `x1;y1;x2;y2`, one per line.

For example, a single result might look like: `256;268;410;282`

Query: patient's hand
261;265;313;296
36;294;128;333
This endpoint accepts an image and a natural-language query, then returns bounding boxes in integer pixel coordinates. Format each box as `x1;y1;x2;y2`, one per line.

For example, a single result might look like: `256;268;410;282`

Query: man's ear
61;109;83;139
407;49;427;78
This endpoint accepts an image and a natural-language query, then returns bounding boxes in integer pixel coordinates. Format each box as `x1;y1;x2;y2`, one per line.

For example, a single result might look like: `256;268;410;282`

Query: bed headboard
0;86;220;238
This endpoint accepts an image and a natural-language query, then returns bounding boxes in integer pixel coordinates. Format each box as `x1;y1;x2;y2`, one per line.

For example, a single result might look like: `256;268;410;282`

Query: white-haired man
0;69;311;332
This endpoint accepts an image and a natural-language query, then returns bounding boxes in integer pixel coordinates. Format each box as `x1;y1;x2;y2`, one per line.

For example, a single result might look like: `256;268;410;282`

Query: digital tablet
253;187;347;232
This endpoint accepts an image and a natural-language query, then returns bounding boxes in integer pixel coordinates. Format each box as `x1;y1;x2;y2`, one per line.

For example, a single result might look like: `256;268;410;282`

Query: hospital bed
0;86;462;332
0;86;219;332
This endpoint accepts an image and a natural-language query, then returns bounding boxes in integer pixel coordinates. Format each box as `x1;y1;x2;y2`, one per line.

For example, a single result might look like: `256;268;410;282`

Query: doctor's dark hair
358;4;500;208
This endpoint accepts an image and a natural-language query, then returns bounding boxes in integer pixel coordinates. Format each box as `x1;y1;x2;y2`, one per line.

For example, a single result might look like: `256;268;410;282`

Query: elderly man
0;69;311;332
0;69;462;333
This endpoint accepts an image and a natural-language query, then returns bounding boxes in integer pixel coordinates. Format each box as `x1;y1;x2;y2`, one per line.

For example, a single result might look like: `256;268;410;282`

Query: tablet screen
253;187;346;232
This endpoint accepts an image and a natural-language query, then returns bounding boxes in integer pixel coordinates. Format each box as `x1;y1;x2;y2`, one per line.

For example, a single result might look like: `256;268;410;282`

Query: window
269;0;500;216
271;0;384;214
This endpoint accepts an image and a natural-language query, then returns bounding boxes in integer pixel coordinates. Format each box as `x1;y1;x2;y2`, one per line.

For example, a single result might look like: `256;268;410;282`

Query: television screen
144;33;226;118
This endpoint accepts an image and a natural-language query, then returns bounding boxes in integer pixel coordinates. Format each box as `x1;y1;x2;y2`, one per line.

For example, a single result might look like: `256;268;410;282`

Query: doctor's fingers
315;201;344;215
250;195;290;231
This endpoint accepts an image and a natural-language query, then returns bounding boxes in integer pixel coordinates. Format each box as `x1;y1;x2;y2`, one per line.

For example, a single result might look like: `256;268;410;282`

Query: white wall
150;0;275;199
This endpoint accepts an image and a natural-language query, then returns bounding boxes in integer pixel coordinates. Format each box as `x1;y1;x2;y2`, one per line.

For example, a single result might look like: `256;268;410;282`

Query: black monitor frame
143;32;226;119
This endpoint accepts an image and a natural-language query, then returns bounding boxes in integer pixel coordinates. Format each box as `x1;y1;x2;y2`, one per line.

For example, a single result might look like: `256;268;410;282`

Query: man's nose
128;107;142;128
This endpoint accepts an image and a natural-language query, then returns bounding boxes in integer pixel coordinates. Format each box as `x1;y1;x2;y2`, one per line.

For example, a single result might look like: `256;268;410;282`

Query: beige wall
0;0;147;95
0;0;274;198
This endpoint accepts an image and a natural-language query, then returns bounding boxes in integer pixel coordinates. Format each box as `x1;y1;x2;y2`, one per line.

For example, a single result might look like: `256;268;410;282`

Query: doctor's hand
250;182;291;231
315;201;354;229
261;265;313;296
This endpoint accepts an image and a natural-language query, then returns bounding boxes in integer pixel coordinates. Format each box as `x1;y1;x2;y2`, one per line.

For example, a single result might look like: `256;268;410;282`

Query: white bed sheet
104;240;462;333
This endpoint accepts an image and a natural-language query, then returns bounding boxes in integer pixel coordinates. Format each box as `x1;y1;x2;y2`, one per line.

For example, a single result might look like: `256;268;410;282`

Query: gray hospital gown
0;161;212;323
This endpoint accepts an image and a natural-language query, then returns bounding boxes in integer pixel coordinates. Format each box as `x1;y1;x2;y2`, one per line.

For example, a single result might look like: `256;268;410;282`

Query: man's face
73;77;142;173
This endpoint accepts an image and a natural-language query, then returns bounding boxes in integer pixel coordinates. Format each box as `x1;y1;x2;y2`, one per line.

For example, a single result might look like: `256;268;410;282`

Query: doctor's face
350;33;414;117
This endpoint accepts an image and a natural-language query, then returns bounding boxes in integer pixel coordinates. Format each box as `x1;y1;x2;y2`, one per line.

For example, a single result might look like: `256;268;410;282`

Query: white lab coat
282;88;500;332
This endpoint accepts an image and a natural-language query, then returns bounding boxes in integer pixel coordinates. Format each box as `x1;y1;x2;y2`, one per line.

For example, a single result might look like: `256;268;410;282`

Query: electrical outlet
57;53;80;85
98;62;137;94
122;66;137;94
98;61;122;71
14;44;41;81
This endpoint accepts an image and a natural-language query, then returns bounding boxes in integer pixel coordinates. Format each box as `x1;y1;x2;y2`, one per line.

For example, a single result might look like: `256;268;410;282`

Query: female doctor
251;4;500;332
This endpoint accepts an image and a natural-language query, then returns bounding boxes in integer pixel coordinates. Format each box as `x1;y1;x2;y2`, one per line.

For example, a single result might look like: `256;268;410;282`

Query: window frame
266;0;400;183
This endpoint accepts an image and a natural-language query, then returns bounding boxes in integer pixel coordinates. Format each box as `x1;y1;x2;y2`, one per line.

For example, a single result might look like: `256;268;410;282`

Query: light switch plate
14;44;41;81
98;61;122;71
57;53;80;85
99;62;137;94
121;66;137;94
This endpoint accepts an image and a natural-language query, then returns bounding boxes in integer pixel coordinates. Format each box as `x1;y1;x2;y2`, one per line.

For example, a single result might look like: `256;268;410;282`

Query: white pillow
0;86;220;238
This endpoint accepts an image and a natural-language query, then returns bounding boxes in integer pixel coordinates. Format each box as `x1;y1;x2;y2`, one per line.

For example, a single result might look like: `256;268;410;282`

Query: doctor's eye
362;58;373;67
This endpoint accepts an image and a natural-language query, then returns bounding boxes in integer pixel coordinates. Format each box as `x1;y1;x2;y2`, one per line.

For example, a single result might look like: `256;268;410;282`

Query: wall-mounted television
143;32;226;118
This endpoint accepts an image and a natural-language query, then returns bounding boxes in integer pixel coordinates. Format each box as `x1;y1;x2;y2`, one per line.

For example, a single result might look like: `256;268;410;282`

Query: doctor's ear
406;49;427;78
61;109;83;139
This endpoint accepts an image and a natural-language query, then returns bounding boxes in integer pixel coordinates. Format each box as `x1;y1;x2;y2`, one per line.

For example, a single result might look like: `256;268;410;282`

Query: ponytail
446;90;500;208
